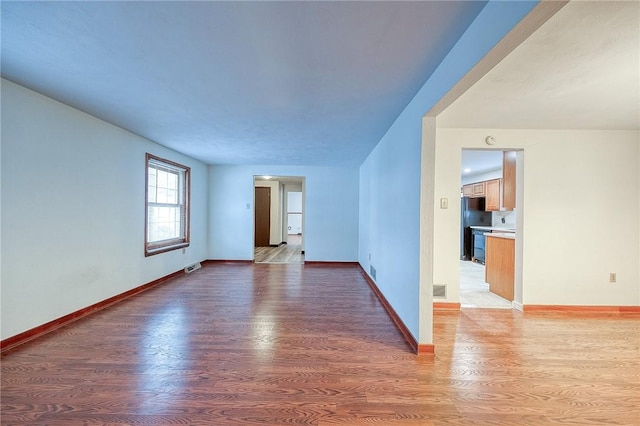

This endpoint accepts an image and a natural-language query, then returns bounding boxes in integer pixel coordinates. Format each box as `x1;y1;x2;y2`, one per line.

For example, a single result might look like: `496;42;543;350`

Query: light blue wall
1;79;209;339
208;165;359;262
358;1;538;340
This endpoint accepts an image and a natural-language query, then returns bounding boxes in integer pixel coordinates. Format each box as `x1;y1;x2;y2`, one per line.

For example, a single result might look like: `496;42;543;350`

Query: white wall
1;79;209;340
433;128;640;306
288;191;303;212
209;165;358;262
254;180;281;245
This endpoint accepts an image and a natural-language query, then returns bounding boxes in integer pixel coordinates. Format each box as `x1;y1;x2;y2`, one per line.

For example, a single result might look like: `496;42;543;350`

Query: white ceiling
439;1;640;130
1;0;487;167
461;150;503;178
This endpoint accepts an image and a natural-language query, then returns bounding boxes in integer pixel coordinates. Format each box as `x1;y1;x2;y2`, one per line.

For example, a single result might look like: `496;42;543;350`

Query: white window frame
145;153;190;256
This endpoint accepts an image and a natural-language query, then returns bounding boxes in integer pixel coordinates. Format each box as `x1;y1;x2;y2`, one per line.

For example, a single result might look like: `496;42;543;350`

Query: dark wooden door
254;187;271;247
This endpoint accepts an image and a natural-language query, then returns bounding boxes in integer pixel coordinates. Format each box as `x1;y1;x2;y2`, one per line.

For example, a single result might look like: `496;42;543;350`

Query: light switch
440;198;448;209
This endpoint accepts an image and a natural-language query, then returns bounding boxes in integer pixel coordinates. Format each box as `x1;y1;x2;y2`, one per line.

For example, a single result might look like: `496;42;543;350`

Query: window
145;153;190;256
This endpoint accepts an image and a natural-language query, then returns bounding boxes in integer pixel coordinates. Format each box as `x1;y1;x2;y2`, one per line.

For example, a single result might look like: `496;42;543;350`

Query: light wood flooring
254;234;304;263
2;263;639;424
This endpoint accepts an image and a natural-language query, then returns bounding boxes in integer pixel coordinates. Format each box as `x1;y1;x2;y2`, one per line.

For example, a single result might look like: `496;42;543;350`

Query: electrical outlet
609;273;616;283
440;198;448;209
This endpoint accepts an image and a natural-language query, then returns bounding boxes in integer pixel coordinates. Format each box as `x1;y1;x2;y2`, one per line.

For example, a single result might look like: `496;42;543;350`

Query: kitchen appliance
472;228;487;264
460;197;492;261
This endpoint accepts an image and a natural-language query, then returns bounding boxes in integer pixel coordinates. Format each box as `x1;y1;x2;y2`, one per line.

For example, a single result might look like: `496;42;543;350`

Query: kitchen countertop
486;232;515;240
469;226;516;232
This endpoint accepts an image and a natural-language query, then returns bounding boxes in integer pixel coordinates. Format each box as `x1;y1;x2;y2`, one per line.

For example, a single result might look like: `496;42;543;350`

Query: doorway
254;186;271;247
253;176;305;264
459;149;519;309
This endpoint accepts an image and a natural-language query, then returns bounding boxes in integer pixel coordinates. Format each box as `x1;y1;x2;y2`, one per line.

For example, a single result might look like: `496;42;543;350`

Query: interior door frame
457;148;525;310
253;175;306;257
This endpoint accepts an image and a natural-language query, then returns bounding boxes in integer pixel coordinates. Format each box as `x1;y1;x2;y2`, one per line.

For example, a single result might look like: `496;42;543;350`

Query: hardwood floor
2;263;639;425
254;234;304;263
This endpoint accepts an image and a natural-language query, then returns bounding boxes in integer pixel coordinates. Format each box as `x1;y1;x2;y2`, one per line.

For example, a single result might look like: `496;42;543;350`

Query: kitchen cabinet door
485;179;501;211
472;182;485;196
485;235;514;301
503;151;516;210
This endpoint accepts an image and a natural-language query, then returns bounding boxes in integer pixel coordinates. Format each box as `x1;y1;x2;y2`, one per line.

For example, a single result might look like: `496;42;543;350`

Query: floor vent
433;284;447;299
184;262;202;274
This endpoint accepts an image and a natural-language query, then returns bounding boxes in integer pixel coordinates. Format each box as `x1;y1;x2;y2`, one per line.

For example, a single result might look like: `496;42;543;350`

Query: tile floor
459;260;512;308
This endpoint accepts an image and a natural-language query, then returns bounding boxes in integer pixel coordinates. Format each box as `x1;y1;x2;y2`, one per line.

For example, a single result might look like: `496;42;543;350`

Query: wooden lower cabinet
485;235;514;301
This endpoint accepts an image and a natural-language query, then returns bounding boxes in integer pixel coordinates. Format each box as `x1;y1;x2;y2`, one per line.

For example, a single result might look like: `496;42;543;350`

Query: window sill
145;242;189;257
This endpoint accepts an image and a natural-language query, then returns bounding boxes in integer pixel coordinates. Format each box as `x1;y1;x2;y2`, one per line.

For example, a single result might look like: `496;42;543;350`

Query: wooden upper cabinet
485;179;501;211
461;181;487;199
503;151;516;210
462;151;516;210
472;182;485;196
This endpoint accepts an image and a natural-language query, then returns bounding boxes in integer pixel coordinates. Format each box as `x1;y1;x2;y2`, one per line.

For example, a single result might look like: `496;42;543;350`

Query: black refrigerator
460;197;492;260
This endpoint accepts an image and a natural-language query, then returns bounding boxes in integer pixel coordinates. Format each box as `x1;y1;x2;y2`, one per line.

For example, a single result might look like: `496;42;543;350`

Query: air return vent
184;262;201;274
369;265;377;281
433;284;447;299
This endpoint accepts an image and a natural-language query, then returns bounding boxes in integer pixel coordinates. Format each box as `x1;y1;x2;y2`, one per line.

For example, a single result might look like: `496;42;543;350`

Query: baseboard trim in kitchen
433;302;461;311
524;305;640;313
